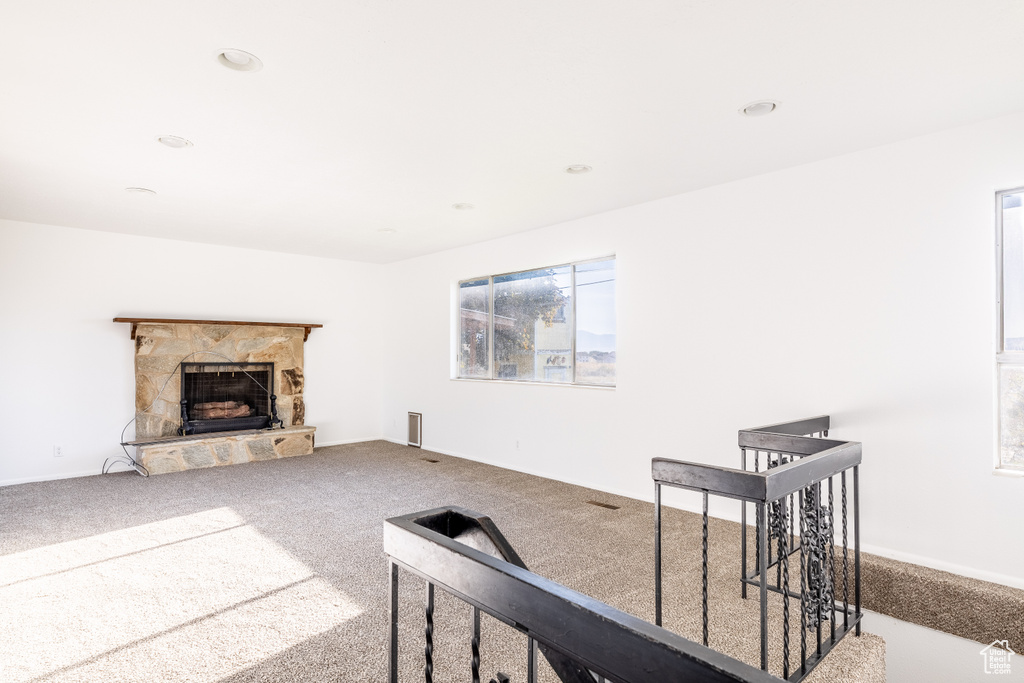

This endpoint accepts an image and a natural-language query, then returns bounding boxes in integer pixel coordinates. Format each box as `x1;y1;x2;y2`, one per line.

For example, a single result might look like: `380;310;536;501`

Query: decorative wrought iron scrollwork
471;607;481;683
425;583;435;683
766;458;789;543
801;484;834;629
768;498;789;542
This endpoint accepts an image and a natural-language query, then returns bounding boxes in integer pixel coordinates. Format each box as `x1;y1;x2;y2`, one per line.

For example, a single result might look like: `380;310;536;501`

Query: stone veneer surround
135;426;316;475
134;322;307;438
122;319;319;474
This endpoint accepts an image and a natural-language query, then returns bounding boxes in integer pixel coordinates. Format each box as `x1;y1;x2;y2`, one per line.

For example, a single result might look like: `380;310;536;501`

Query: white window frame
995;187;1024;473
456;256;615;387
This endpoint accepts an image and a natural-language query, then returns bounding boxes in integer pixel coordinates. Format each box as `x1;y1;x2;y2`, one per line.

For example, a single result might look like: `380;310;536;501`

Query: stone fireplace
116;318;322;475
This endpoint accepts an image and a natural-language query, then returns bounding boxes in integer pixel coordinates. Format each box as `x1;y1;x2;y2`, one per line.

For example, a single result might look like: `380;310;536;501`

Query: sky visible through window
1002;192;1024;350
575;260;616;337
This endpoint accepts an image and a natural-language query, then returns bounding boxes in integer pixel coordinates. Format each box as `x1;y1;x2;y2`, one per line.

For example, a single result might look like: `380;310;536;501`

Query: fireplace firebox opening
179;362;282;435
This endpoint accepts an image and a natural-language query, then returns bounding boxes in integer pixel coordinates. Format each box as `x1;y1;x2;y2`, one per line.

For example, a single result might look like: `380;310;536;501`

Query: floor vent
585;500;620;510
421;458;440;463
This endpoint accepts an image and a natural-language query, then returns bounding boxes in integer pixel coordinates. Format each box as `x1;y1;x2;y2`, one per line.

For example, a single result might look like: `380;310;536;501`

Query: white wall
0;219;383;484
5;110;1023;588
381;110;1024;589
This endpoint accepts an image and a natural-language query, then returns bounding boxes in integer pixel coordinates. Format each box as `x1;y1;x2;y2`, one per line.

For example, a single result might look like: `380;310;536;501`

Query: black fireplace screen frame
178;362;283;435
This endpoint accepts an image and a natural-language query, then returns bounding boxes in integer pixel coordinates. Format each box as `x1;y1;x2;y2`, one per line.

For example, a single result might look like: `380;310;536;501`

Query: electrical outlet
53;445;64;458
516;440;520;450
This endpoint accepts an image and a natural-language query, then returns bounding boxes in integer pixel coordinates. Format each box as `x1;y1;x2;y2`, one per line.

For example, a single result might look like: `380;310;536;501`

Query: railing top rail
653;416;861;502
384;507;781;683
652;460;768;502
762;440;860;499
741;415;830;437
737;433;844;456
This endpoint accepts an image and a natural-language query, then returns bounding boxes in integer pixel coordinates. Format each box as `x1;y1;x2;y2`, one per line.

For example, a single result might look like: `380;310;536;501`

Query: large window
458;257;616;386
997;188;1024;471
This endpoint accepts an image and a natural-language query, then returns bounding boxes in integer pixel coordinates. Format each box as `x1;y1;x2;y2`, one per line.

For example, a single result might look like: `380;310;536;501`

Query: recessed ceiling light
452;203;475;210
740;100;779;117
376;227;397;233
565;165;592;174
217;49;263;72
157;135;193;149
125;187;156;195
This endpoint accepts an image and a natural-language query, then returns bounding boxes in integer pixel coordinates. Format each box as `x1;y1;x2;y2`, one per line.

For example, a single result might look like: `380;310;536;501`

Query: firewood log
193;400;243;411
192;404;252;419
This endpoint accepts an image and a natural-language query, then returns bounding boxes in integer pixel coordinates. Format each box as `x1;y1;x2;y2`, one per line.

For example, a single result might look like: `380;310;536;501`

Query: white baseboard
314;437;384;448
382;439;1024;591
388;439;655;503
0;470;103;487
858;543;1024;591
1;439;385;486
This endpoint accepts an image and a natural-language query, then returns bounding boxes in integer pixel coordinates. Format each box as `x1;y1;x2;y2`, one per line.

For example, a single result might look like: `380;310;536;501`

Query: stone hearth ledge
133;426;315;475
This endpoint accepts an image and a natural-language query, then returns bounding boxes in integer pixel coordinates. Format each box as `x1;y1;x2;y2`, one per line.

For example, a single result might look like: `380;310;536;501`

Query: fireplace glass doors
180;362;277;435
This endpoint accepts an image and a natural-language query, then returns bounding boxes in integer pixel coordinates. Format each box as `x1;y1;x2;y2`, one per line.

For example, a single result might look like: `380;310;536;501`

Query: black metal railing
652;416;862;682
385;506;781;683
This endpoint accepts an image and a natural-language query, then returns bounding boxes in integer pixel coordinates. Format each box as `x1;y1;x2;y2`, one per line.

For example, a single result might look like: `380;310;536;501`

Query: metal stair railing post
651;416;862;683
388;560;399;683
655;480;663;626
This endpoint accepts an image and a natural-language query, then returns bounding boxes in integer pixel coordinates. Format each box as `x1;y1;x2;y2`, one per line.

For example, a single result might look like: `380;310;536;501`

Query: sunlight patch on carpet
0;508;363;682
0;507;246;586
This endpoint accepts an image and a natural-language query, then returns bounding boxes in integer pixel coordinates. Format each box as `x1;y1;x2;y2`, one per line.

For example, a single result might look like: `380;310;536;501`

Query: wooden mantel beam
113;317;324;341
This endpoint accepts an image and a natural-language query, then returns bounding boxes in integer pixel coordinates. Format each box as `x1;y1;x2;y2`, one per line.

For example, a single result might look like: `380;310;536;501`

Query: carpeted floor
0;441;883;682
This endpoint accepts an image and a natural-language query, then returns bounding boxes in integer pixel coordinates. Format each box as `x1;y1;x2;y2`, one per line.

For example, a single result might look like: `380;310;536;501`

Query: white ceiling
3;0;1024;264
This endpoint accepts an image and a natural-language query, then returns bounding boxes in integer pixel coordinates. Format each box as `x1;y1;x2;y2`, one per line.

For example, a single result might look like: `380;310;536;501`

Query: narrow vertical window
459;278;490;378
574;258;616;385
998;189;1024;470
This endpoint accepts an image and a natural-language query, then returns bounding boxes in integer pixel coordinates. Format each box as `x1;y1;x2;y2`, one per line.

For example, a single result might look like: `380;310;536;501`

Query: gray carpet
857;552;1024;653
0;441;883;682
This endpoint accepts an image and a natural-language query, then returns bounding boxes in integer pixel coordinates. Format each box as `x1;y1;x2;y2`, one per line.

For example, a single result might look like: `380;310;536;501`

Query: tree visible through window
458;258;615;385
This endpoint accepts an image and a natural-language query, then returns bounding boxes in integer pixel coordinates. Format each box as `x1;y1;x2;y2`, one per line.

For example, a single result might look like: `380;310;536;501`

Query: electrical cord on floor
102;453;150;477
103;350;273;478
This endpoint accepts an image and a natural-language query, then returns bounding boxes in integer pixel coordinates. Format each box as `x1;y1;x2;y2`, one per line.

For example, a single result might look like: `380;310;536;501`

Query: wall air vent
408;412;422;448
